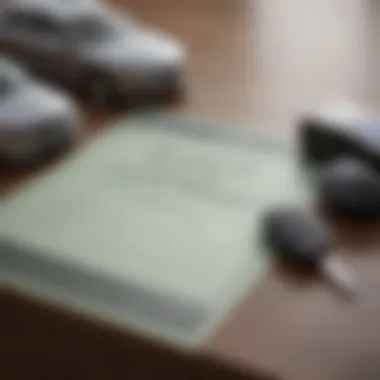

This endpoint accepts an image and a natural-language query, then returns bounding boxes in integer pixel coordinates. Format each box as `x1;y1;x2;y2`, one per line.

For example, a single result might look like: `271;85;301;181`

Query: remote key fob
262;207;334;269
261;206;356;298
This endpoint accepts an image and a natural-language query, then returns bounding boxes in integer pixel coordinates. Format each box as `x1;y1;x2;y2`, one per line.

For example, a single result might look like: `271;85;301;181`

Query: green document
0;114;306;348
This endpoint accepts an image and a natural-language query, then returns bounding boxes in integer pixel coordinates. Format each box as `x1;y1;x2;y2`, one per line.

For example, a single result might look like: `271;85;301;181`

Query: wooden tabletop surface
3;1;380;380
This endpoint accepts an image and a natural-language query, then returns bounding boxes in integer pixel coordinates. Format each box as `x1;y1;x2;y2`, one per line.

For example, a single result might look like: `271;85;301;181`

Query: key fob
262;207;335;269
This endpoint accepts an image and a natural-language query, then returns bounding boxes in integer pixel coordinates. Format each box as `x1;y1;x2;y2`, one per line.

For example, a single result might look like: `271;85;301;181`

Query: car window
70;14;124;43
72;19;100;40
0;63;24;97
8;11;61;35
0;76;11;97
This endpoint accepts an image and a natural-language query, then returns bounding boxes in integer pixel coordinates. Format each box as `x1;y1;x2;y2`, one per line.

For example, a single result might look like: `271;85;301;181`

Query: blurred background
3;1;380;380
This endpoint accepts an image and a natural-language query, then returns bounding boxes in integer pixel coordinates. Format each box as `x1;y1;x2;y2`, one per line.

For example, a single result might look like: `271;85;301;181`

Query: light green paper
0;116;305;347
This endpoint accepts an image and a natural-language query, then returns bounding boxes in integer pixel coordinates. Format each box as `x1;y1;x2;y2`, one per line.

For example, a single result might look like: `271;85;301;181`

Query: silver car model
0;57;80;166
0;0;185;106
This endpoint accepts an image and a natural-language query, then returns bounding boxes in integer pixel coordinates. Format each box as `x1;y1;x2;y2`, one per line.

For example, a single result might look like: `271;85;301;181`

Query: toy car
0;57;80;166
0;0;185;106
299;101;380;170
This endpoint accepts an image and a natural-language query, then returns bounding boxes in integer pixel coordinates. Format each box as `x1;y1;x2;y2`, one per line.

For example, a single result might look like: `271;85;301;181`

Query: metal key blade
320;254;357;299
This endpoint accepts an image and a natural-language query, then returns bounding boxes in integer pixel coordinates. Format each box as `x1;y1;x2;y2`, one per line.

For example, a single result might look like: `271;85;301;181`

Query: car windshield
0;77;11;98
0;61;24;97
71;14;124;43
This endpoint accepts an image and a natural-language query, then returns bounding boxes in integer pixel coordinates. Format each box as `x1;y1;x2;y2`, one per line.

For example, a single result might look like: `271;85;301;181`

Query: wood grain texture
0;288;275;380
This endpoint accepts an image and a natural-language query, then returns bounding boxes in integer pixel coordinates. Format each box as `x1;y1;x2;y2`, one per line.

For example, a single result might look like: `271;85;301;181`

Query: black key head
261;207;335;269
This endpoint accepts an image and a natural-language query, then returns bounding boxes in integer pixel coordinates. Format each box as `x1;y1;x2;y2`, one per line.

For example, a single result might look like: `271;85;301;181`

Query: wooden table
3;1;380;379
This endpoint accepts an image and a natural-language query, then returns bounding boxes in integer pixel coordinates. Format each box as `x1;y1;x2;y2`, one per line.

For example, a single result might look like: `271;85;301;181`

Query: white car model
0;0;185;106
0;57;80;166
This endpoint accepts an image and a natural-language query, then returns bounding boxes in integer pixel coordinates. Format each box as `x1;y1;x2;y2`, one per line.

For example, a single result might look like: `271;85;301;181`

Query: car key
261;206;356;298
317;158;380;223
